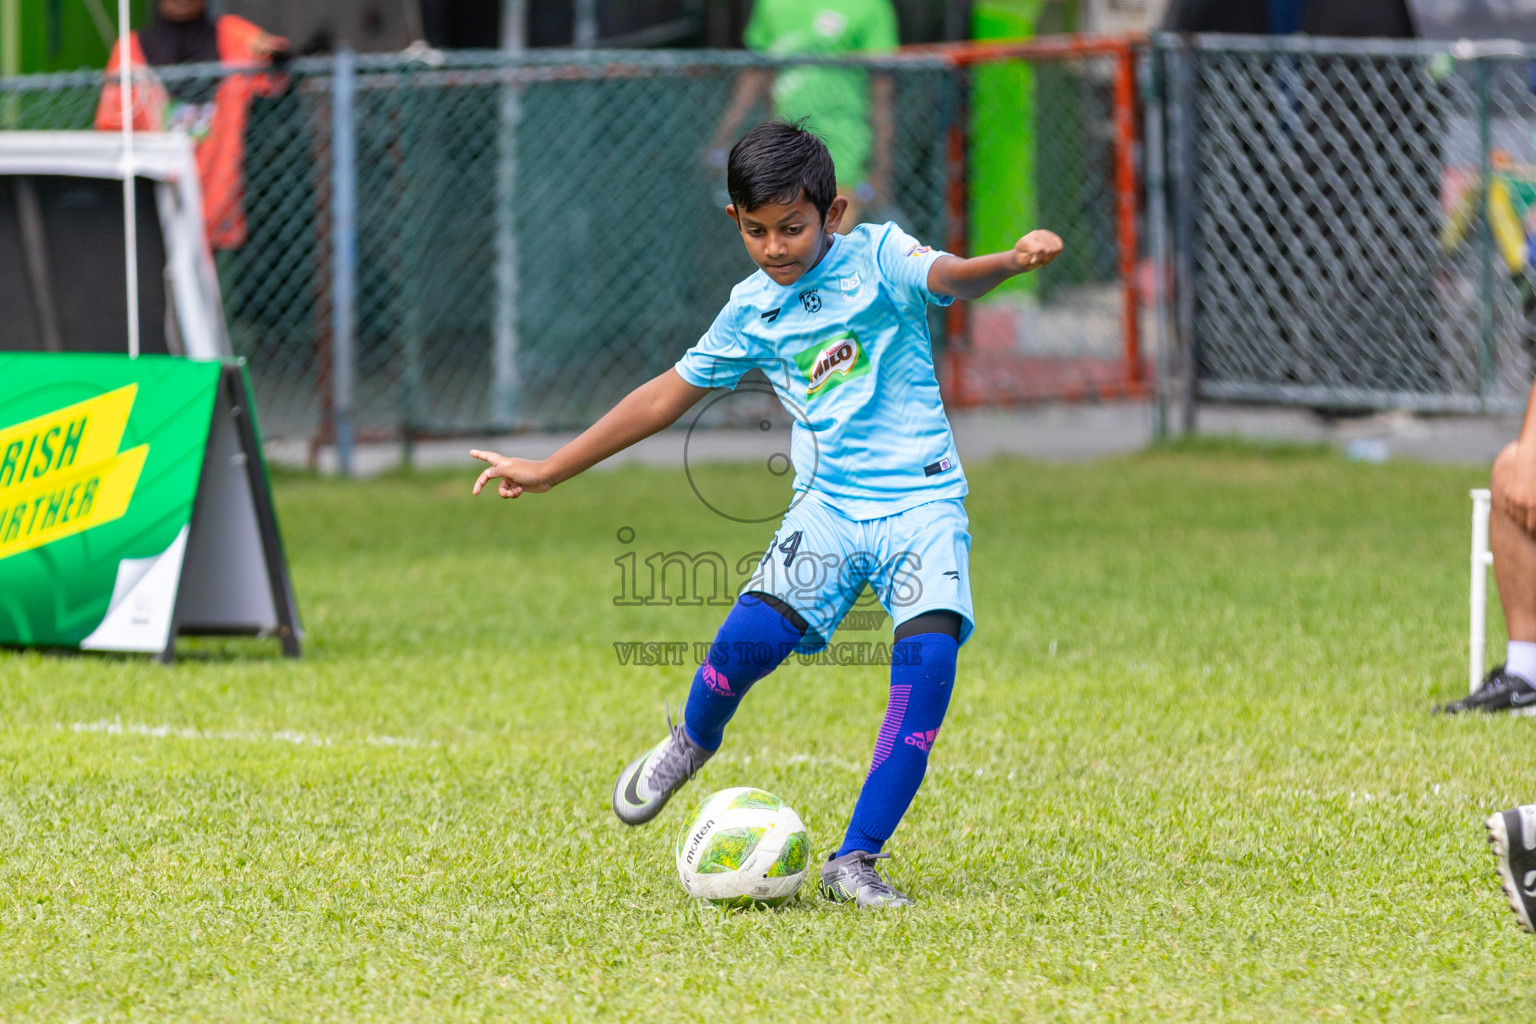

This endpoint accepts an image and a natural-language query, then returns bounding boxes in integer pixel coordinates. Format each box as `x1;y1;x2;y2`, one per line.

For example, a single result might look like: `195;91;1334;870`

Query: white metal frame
1471;488;1494;692
0;130;231;360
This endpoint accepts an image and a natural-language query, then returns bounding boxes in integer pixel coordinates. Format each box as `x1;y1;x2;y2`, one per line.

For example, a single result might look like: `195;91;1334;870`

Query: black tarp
0;174;169;355
1165;0;1416;38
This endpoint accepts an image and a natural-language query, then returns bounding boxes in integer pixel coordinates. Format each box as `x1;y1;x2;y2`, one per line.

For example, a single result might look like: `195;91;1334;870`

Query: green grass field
4;442;1535;1021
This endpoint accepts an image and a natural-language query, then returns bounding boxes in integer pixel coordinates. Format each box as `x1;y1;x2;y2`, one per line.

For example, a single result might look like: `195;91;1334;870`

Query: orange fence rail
911;35;1147;407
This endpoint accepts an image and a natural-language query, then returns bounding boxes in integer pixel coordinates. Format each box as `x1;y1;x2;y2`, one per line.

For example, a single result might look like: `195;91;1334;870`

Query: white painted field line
710;751;865;773
61;719;437;749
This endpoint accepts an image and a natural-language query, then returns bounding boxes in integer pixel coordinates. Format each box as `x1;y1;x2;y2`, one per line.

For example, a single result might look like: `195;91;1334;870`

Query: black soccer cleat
1486;806;1536;933
1434;665;1536;715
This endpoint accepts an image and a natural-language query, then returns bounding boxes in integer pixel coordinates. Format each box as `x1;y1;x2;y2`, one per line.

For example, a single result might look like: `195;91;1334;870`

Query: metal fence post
331;45;357;477
492;0;525;430
1476;55;1495;408
1112;41;1143;398
401;65;422;471
575;0;598;49
1169;37;1199;435
941;60;970;407
1144;44;1172;442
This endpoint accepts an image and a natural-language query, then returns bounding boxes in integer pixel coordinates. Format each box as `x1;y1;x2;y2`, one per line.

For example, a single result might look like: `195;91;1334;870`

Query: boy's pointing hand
470;450;553;499
1012;230;1064;273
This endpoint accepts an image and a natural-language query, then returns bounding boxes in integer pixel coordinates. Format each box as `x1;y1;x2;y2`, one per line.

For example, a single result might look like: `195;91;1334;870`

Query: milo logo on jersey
794;331;871;399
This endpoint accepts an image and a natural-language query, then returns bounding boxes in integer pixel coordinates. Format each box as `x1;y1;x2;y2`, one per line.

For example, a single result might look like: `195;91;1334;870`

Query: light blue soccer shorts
742;492;975;654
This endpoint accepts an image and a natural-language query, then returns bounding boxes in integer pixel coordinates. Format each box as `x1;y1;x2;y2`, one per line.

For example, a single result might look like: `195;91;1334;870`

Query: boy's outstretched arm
927;229;1064;301
471;369;709;499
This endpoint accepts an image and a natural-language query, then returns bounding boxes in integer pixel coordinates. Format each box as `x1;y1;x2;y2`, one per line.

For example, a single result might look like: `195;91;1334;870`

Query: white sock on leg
1507;641;1536;681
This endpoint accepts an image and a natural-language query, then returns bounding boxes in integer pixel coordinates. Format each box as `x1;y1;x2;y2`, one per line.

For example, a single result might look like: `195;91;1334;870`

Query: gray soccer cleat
611;716;714;826
818;850;913;908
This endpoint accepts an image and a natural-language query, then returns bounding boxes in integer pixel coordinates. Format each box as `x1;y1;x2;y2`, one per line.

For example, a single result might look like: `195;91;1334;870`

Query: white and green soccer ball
674;787;809;909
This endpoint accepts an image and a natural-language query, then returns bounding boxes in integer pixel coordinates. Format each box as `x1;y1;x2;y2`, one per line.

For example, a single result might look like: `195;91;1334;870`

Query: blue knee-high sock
682;594;801;750
838;632;958;856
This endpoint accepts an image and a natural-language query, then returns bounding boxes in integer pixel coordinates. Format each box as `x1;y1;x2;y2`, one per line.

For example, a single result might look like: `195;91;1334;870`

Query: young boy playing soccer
471;120;1061;907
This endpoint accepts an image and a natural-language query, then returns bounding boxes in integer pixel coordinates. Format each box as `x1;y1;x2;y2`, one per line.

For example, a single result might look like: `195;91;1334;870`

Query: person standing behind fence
708;0;897;232
95;0;289;251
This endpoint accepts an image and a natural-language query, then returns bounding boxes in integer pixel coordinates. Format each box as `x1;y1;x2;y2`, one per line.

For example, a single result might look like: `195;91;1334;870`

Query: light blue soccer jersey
675;222;965;520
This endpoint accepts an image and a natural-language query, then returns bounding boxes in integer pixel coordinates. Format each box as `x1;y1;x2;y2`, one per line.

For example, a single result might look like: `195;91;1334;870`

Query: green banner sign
0;353;300;657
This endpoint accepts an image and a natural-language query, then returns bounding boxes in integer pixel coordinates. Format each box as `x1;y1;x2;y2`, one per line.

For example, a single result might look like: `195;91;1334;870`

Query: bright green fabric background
0;354;219;647
743;0;899;184
970;2;1043;295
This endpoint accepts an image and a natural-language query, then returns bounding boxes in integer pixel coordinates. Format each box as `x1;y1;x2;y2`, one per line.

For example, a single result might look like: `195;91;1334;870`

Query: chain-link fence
27;35;1536;450
2;41;1144;461
1154;33;1536;416
2;51;954;451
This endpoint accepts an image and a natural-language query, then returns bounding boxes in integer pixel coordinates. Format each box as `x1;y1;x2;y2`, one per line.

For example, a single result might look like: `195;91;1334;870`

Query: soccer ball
674;787;809;908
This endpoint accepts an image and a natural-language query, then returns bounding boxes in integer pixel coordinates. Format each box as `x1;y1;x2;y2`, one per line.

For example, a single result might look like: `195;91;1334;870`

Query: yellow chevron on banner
0;384;138;490
0;385;148;560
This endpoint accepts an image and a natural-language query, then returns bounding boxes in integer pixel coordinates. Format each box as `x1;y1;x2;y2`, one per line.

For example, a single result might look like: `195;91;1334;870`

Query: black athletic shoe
1434;665;1536;715
1486;806;1536;933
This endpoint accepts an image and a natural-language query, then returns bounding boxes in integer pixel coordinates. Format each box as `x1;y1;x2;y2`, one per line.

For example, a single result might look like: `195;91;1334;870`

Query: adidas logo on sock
702;664;735;697
903;729;938;752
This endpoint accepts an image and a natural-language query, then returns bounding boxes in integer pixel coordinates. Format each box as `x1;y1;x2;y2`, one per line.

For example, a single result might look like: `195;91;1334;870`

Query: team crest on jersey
814;10;848;38
794;331;871;398
839;273;862;296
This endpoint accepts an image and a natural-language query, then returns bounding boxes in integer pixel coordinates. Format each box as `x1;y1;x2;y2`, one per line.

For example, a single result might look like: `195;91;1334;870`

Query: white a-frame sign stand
62;361;303;662
164;364;303;662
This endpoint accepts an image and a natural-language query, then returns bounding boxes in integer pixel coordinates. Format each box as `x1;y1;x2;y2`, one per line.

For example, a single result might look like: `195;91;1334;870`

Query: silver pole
574;0;598;48
492;0;526;428
117;0;140;359
331;46;357;476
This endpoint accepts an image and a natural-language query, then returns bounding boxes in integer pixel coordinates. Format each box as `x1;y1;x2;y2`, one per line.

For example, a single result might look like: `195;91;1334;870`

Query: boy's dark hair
727;119;837;221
